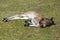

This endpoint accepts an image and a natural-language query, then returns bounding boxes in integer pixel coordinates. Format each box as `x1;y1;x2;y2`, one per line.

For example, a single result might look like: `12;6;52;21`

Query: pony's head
39;17;55;28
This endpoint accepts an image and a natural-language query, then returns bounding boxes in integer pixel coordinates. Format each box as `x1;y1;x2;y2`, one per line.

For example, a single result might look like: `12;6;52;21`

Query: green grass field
0;0;60;40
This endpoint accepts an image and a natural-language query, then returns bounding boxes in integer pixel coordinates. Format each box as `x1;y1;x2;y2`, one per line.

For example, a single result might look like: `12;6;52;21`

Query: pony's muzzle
3;18;9;22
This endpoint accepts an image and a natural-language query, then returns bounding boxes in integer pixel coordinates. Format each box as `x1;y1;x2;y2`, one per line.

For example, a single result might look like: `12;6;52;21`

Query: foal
3;11;55;27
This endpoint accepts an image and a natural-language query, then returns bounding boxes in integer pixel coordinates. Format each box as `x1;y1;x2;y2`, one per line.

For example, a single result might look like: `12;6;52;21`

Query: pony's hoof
24;23;30;27
3;18;9;22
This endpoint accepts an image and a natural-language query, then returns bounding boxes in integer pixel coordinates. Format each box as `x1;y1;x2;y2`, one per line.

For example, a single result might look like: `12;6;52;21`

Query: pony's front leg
24;19;39;27
3;14;29;22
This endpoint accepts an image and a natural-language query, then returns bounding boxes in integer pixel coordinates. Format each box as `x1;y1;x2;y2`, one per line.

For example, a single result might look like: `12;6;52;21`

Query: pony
3;11;55;28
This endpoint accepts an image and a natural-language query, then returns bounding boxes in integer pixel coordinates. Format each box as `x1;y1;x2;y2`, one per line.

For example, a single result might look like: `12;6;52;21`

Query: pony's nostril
3;18;9;22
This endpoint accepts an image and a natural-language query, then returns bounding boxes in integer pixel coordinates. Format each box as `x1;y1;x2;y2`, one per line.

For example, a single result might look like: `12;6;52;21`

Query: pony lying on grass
3;11;55;28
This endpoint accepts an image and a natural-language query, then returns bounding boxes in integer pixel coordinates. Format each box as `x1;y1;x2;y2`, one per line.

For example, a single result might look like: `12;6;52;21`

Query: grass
0;0;60;40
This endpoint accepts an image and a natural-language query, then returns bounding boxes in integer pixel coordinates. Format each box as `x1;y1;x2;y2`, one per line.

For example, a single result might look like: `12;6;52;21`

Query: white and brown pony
3;11;55;28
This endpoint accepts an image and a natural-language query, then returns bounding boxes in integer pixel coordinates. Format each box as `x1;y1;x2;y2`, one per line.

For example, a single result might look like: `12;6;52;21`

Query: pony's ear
50;17;53;21
50;17;56;25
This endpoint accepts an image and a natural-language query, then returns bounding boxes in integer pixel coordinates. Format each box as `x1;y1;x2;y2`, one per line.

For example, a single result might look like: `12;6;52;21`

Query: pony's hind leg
3;14;30;22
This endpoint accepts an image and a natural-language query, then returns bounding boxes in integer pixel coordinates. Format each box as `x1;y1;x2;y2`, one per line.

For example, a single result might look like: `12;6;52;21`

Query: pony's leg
29;19;39;27
24;19;32;26
7;14;29;20
3;14;30;22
